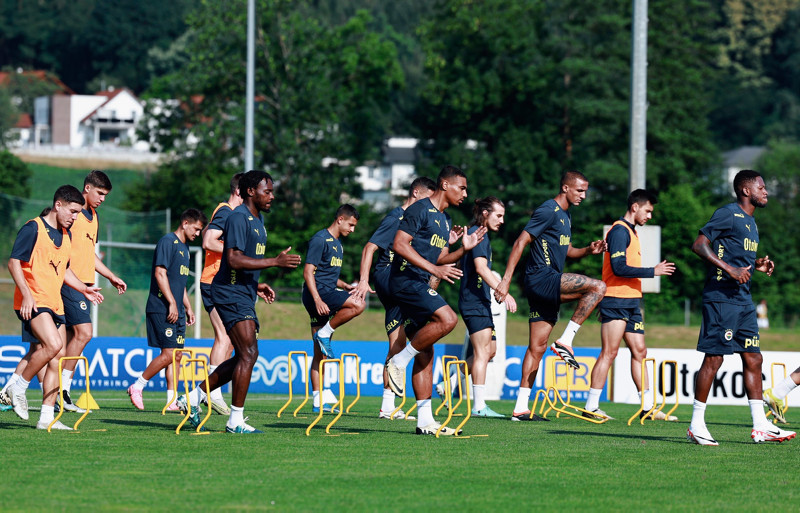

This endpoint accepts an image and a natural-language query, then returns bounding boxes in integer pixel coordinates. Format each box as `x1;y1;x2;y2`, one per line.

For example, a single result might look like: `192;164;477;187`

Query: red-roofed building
48;87;143;147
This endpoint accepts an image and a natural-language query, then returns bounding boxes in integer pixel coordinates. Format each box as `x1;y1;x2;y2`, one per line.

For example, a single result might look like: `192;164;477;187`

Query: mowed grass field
2;391;800;511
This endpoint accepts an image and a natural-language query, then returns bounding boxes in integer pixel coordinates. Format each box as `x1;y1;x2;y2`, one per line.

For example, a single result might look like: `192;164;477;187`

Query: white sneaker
36;420;73;431
687;427;719;446
415;421;462;436
379;409;416;420
650;410;678;422
9;387;29;421
385;360;405;396
751;425;796;443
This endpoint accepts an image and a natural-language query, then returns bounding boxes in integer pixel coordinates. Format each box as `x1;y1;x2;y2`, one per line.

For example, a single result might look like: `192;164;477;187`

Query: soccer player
688;170;795;445
198;172;244;415
456;196;517;418
6;185;104;429
494;170;606;421
383;165;486;435
302;204;365;412
583;189;676;420
127;209;206;410
352;176;436;419
179;170;301;434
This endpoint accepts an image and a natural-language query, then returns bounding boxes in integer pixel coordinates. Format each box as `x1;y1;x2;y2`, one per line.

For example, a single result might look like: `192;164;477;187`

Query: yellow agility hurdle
436;360;483;438
50;356;91;432
277;351;310;418
650;360;679;422
768;362;789;422
531;359;609;424
435;355;463;416
176;357;212;435
306;358;345;436
339;353;361;414
161;348;194;415
627;358;679;425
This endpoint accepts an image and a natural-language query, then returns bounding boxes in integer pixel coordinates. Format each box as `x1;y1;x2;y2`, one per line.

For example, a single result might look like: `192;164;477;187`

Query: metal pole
194;248;202;340
245;0;255;172
165;208;171;234
629;0;648;192
92;242;100;338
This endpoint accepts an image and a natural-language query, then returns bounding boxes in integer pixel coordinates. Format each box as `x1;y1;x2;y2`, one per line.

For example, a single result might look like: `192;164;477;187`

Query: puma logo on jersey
434;219;441;228
560;219;564;225
49;259;61;275
745;224;751;232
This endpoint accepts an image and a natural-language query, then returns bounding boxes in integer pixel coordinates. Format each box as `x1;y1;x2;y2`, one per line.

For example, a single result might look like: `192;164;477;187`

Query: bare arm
494;230;532;302
154;266;179;323
227;246;301;271
566;239;606;259
474;257;517;313
352;242;379;301
202;227;224;253
183;288;195;326
438;226;487;265
95;254;127;294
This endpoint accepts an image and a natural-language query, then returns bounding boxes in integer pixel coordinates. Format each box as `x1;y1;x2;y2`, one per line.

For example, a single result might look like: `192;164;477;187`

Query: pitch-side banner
613;347;800;406
0;336;603;401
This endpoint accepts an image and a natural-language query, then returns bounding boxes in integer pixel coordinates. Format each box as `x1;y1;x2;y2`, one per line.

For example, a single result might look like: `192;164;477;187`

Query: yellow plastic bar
50;356;91;432
176;358;212;435
628;357;655;425
306;358;344;436
162;349;194;415
437;360;470;437
277;351;309;418
531;389;550;418
435;355;460;415
653;360;679;420
552;359;571;418
341;353;360;413
404;403;417;420
540;385;609;424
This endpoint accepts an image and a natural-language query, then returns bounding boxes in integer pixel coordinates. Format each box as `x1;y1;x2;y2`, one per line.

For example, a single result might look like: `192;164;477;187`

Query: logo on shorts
724;329;733;341
428;288;438;296
165;328;174;338
79;301;87;311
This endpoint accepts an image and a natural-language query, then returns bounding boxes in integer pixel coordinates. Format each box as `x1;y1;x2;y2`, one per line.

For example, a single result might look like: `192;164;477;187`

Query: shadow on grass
100;418;174;428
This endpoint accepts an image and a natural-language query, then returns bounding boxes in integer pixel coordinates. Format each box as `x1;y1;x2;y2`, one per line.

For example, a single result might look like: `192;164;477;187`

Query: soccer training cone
75;392;100;410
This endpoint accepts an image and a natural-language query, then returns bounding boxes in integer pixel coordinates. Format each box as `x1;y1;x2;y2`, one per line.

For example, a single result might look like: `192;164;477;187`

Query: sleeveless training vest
14;217;72;314
602;220;642;298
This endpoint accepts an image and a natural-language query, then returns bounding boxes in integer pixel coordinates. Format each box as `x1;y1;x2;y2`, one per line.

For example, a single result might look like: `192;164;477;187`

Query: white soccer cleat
687;428;719;446
9;387;29;421
385;360;405;396
378;409;416;420
751;425;796;443
415;421;462;436
37;420;73;431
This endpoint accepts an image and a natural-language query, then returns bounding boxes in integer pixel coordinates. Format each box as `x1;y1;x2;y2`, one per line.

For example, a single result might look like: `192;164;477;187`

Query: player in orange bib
5;185;104;429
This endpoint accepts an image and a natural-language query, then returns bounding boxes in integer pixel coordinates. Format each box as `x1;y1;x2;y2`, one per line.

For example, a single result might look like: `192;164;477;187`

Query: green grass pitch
3;391;800;511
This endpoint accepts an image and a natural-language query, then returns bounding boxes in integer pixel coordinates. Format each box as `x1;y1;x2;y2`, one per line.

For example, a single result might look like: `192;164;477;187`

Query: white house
356;137;419;210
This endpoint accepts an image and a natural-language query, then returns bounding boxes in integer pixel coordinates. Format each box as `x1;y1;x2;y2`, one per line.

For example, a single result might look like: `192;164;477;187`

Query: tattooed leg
559;273;606;324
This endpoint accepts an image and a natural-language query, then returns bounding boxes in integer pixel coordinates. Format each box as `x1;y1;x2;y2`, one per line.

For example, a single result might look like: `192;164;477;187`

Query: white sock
514;387;532;414
585;388;603;411
313;390;321;408
2;373;20;393
392;345;419;369
381;388;396;412
690;399;707;431
774;376;798;400
641;389;655;409
417;399;434;427
188;386;205;407
61;370;73;393
473;384;486;411
228;405;244;428
317;322;335;339
133;376;148;391
559;320;581;346
39;404;55;424
12;376;30;394
166;389;176;403
208;365;225;402
750;399;771;429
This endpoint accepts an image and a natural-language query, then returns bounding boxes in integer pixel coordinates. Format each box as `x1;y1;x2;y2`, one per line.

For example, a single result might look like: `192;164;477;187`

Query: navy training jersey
208;204;233;232
524;199;571;275
700;203;759;305
10;218;68;262
145;233;190;316
212;204;268;305
369;206;404;270
305;228;343;291
390;197;451;283
459;225;492;313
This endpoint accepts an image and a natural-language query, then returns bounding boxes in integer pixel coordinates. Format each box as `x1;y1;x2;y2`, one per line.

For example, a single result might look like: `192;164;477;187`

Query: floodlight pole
629;0;648;192
245;0;255;172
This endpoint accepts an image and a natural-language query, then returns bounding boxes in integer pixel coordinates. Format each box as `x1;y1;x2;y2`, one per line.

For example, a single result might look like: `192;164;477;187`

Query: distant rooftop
722;146;765;169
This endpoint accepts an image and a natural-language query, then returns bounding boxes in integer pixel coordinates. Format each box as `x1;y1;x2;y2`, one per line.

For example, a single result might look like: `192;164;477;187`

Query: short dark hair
733;169;762;199
54;185;84;206
239;170;273;198
437;165;466;187
335;203;360;221
627;189;658;210
230;172;244;196
180;208;207;225
408;176;436;197
560;170;588;189
84;170;112;191
471;196;503;227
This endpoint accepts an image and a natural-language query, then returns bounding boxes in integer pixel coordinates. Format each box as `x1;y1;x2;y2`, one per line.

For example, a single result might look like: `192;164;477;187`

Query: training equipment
162;349;194;415
766;362;789;423
175;357;212;435
226;417;263;434
277;351;310;418
687;428;719;446
530;359;608;424
751;426;796;443
74;392;99;410
333;353;360;414
627;358;679;425
50;356;91;432
550;341;579;370
306;358;347;436
435;355;462;416
437;359;484;438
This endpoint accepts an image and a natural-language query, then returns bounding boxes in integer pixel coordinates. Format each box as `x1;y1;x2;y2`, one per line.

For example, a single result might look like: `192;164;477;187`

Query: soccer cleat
9;387;29;421
435;382;446;402
127;385;144;410
0;388;11;406
165;402;181;412
550;340;580;369
57;390;86;413
511;410;550;422
687;428;719;446
763;388;787;424
176;395;205;430
312;405;340;414
643;410;678;422
415;421;463;436
203;395;232;416
583;408;614;421
0;404;11;412
472;406;506;418
314;332;335;359
751;426;796;443
37;420;73;431
226;417;263;434
379;409;416;420
385;360;405;397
